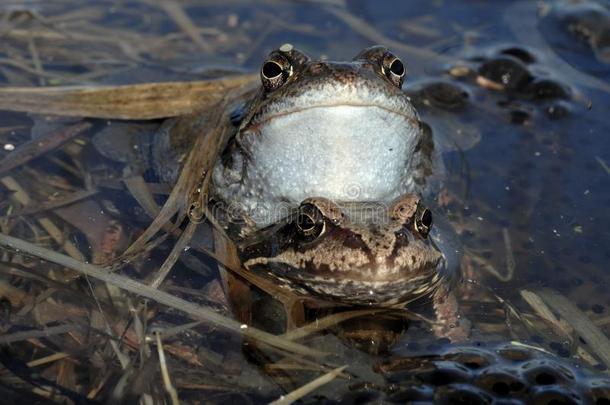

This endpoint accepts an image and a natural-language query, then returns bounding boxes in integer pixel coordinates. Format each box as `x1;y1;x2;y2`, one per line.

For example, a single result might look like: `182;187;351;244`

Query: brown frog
239;193;469;339
211;45;437;232
89;45;467;338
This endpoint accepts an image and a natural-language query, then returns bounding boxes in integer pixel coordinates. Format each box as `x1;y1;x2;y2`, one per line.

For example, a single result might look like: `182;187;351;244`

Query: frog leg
432;285;471;342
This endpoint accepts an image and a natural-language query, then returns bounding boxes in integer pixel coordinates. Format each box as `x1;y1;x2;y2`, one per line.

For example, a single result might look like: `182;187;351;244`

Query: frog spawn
437;45;574;125
550;0;610;64
308;343;610;404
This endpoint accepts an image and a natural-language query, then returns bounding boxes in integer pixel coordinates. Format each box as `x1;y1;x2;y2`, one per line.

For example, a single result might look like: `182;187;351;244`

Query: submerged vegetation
0;1;609;403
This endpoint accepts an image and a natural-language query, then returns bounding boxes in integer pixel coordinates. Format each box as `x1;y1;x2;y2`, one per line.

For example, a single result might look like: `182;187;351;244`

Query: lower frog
238;193;470;341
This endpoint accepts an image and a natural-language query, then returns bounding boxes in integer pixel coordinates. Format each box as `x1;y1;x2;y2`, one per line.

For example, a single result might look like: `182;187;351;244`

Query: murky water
0;0;609;403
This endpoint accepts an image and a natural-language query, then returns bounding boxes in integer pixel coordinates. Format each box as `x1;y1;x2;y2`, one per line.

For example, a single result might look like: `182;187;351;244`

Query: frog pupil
390;58;404;76
420;209;432;228
297;213;315;232
262;61;283;79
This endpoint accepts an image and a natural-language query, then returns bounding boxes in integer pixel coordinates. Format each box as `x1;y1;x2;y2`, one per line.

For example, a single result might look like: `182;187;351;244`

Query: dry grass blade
26;352;71;368
281;309;389;341
1;176;84;261
521;290;603;368
123;175;161;219
0;122;91;176
520;289;568;333
123;80;252;261
534;288;610;369
596;156;610;176
501;228;515;281
320;5;448;65
149;220;197;289
153;0;211;53
148;321;203;340
2;188;98;218
466;247;513;282
27;36;46;86
155;331;180;405
122;131;206;256
0;323;82;344
0;233;326;358
467;228;516;283
268;365;348;405
122;91;243;256
0;75;256;120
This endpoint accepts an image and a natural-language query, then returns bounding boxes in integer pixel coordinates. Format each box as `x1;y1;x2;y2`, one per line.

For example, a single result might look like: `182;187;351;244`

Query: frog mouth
302;275;443;305
244;255;445;304
251;103;419;130
246;260;444;305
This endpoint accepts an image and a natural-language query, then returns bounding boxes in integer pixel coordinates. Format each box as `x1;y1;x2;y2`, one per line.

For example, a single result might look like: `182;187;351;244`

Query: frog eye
354;46;406;88
414;207;433;238
261;56;291;91
296;203;325;240
383;55;406;88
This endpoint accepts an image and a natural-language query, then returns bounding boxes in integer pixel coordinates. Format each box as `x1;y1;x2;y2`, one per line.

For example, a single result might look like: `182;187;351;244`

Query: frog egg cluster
322;343;610;404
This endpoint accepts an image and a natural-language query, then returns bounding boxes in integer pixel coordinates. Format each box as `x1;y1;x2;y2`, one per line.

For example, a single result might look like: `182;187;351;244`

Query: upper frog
212;45;436;232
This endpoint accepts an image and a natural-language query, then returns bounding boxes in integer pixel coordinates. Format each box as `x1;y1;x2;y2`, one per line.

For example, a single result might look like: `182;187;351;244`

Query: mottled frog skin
239;193;468;338
116;45;461;331
239;194;458;306
211;47;463;330
212;45;436;231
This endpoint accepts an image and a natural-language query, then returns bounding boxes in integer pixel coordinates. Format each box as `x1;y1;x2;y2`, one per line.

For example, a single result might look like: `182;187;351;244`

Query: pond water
0;0;609;403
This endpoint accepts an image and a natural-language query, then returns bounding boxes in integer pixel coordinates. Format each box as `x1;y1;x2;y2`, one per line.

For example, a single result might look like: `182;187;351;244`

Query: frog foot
432;287;472;342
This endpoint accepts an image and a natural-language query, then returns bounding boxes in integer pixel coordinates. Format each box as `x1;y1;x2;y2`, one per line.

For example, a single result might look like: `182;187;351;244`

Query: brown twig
0;232;326;358
0;122;91;176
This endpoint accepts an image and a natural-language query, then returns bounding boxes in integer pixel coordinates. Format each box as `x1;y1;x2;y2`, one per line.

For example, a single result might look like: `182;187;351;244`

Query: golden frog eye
261;54;292;91
383;54;406;88
414;207;433;238
296;203;325;240
354;46;406;88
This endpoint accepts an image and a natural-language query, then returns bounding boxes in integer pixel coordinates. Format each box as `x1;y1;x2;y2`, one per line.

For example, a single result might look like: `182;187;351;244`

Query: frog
86;45;469;338
211;44;439;233
91;45;450;237
238;193;469;339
